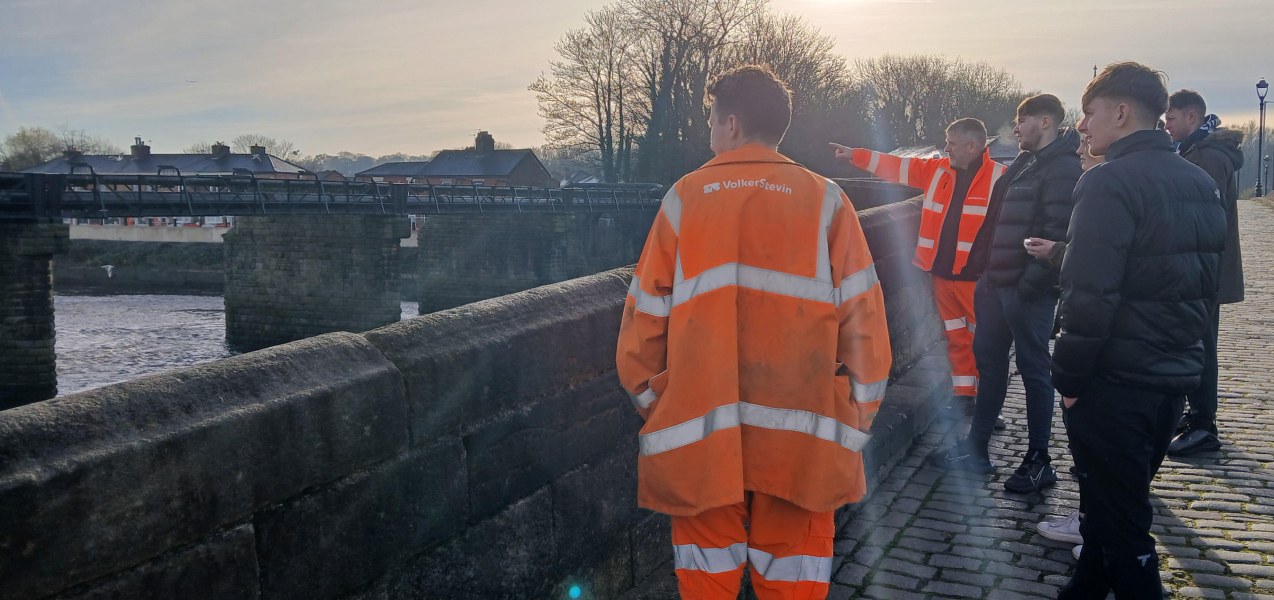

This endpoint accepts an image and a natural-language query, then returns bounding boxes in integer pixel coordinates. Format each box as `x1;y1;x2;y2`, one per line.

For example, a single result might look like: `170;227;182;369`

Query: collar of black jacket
1106;129;1174;161
1035;128;1081;161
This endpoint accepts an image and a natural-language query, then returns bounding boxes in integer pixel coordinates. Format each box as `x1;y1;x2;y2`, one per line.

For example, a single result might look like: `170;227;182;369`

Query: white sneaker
1036;510;1084;544
1072;544;1082;561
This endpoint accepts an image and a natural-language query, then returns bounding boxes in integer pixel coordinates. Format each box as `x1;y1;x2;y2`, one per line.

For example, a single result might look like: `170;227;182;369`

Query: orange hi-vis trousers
933;276;978;397
671;492;835;600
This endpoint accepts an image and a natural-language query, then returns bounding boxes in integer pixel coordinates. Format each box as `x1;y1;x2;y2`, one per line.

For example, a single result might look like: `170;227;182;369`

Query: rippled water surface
55;295;420;396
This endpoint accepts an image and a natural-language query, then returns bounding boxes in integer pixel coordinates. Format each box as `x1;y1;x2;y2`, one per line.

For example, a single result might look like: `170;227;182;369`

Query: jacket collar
1032;128;1080;162
945;148;995;174
699;143;798;169
1106;129;1174;161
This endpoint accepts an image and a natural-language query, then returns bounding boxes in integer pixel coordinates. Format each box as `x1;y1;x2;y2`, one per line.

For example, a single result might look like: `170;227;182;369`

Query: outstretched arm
830;142;935;189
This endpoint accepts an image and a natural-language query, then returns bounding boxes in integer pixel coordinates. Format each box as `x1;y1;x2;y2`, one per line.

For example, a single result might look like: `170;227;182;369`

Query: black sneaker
1004;450;1057;493
994;417;1007;431
926;437;995;473
1168;427;1222;457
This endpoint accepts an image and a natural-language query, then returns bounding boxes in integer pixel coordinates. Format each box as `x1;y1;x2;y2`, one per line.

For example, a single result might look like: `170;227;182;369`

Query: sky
1;0;1271;158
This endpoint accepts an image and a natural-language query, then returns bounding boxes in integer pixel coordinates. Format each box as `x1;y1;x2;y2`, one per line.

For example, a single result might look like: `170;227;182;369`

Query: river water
54;295;420;396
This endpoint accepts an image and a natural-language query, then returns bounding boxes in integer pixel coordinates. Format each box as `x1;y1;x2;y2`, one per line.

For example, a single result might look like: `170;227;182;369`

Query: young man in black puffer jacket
928;94;1081;496
1163;89;1246;457
1053;62;1226;599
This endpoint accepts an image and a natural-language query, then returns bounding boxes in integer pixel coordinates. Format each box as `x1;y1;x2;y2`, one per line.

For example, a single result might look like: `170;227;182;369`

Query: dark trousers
968;279;1058;453
1059;378;1183;600
1184;302;1220;434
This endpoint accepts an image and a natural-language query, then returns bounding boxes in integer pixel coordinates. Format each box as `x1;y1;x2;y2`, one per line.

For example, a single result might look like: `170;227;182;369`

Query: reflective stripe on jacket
616;144;892;517
850;148;1005;275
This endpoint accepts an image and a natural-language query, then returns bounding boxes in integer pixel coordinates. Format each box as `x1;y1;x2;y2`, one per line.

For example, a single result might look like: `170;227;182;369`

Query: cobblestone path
827;198;1274;600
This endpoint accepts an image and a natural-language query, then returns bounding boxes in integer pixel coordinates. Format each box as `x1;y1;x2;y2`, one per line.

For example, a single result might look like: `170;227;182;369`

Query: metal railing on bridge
0;173;665;220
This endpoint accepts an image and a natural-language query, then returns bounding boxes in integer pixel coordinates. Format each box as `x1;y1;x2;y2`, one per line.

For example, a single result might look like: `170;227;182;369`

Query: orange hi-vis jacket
616;144;893;517
849;148;1006;276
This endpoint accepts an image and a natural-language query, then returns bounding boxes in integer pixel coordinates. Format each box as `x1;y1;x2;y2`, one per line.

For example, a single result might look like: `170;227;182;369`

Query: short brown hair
1083;62;1169;125
1018;94;1066;127
1168;89;1207;115
707;65;793;144
946;117;987;145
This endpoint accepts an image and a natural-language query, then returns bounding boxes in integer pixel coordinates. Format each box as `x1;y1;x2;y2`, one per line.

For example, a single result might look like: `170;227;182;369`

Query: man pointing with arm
832;120;1006;421
617;65;891;600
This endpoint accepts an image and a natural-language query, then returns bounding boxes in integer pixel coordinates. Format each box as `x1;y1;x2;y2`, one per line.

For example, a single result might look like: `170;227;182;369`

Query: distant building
313;170;348;182
354;161;429;184
416;131;555;188
560;169;604;187
23;139;308;179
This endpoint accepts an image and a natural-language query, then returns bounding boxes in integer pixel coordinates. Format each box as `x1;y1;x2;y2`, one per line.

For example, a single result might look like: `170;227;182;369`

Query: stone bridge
8;196;1263;600
0;193;949;600
0;177;913;408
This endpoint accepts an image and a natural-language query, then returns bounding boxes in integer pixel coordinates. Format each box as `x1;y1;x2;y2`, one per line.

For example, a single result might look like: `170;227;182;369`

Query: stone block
631;511;673;584
363;268;631;444
0;332;407;599
553;534;635;600
553;441;641;567
351;486;557;600
254;439;467;600
52;524;259;600
464;374;630;520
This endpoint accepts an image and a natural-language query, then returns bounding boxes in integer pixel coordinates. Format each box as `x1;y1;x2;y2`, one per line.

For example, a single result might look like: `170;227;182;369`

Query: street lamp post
1265;155;1271;195
1258;78;1269;197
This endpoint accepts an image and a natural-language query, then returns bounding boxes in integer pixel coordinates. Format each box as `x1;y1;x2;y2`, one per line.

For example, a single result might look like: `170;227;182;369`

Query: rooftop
419;148;538;178
24;151;306;176
354;161;429;177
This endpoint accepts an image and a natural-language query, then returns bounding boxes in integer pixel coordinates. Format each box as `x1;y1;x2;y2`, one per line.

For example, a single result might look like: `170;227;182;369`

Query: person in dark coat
1163;89;1246;456
928;95;1081;496
1053;62;1226;599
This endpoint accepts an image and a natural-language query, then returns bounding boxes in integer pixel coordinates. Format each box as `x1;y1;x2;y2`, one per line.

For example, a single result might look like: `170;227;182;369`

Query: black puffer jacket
1051;129;1226;398
1181;128;1245;304
966;129;1081;301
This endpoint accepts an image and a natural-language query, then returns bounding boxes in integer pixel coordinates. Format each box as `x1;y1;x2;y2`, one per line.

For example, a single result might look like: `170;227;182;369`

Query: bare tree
56;125;122;155
724;12;870;173
230;134;298;159
184;141;214;154
531;5;640;182
622;0;766;183
1;126;62;171
854;55;1026;148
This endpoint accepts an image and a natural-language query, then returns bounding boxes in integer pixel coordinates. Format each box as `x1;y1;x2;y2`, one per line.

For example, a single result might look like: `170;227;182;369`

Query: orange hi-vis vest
849;148;1006;276
616;144;893;517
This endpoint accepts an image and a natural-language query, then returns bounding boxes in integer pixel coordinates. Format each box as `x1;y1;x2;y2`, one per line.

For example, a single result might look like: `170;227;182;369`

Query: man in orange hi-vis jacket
616;65;891;600
831;120;1006;417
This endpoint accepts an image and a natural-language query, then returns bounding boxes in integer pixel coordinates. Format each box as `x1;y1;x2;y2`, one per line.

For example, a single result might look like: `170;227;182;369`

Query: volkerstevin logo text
702;179;793;195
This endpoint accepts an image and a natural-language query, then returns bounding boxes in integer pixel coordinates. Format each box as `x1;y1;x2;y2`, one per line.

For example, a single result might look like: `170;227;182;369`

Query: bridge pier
0;221;70;409
414;211;658;313
224;215;410;351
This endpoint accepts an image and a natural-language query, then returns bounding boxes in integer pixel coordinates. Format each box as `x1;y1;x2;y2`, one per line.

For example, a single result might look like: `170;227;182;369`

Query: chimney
250;144;267;156
475;131;495;154
211;142;230;159
130;137;150;159
63;148;82;159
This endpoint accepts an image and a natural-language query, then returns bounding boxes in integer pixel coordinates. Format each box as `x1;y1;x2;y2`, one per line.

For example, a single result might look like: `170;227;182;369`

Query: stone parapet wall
0;221;70;409
224;215;410;351
0;195;950;600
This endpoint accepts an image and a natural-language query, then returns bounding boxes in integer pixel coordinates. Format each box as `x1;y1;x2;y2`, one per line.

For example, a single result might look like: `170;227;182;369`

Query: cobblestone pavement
827;198;1274;600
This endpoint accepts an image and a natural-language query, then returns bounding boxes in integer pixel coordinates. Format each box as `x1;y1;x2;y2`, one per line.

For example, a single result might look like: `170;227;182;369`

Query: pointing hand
829;142;857;162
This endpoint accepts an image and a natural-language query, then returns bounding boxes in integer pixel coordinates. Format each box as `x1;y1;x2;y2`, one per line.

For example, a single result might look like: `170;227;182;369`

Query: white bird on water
102;265;113;278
